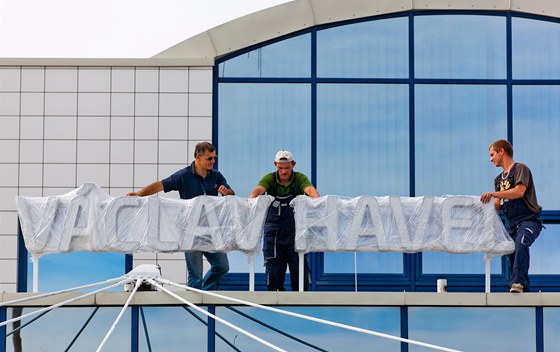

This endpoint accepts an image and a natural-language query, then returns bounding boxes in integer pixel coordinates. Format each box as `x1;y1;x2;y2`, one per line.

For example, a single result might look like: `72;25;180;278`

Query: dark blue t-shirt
161;162;231;200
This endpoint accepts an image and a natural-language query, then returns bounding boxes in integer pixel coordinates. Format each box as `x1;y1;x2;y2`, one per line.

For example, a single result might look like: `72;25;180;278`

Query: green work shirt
257;171;313;196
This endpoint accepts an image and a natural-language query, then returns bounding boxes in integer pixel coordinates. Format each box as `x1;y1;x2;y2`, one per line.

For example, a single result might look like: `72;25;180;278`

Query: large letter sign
292;195;513;257
16;183;273;257
16;184;513;258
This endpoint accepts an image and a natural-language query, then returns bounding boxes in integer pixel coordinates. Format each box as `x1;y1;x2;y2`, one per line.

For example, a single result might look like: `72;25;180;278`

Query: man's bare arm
304;185;320;198
249;185;266;198
127;181;164;197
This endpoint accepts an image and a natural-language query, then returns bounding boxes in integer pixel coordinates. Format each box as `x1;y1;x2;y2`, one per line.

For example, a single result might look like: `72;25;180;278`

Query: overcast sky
0;0;290;58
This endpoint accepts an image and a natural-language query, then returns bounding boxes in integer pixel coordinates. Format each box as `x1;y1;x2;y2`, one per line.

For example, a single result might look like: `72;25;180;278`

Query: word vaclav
292;195;514;256
16;183;273;256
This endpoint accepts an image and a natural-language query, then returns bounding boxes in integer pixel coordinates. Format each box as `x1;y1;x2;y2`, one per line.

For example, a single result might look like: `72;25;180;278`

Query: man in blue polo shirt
128;142;235;290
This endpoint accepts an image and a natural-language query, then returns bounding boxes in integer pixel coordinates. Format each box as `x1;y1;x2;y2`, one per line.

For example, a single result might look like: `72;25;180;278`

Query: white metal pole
485;255;491;293
354;252;358;292
299;252;304;292
32;254;39;292
249;255;255;292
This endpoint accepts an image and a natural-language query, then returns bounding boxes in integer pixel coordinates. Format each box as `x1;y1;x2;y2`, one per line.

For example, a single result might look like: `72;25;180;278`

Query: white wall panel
78;92;111;115
78;68;111;92
0;211;17;235
0;259;17;283
110;164;134;187
159;93;189;116
19;164;43;187
44;116;77;139
21;68;45;91
134;164;158;187
111;116;135;139
189;117;212;140
188;93;212;116
111;93;135;116
134;140;158;163
44;140;76;163
45;68;77;92
43;164;76;187
134;116;158;139
0;140;19;162
135;68;159;92
159;116;188;140
0;116;19;138
0;236;18;259
77;164;110;186
0;188;17;211
77;116;110;139
135;93;159;116
160;68;189;92
0;93;20;115
0;68;20;91
110;140;134;163
158;140;189;164
189;69;213;93
44;92;77;115
20;116;44;139
19;140;43;162
77;140;110;163
111;68;135;92
0;164;18;186
0;66;212;292
20;93;44;115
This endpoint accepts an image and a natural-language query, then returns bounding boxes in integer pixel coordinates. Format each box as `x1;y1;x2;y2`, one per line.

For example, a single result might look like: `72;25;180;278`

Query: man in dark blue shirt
128;142;235;290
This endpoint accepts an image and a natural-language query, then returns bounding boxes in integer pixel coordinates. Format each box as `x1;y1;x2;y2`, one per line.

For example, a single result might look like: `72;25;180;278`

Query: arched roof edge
152;0;560;62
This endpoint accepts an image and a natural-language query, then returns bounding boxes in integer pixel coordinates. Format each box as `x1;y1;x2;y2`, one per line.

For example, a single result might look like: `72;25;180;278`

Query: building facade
1;1;560;350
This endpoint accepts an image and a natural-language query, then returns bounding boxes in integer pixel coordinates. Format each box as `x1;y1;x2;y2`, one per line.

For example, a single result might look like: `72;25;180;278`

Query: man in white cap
249;150;320;291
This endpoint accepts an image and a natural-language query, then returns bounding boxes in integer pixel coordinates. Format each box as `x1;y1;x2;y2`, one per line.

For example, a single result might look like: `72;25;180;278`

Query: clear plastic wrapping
16;183;273;257
16;184;514;259
292;195;514;258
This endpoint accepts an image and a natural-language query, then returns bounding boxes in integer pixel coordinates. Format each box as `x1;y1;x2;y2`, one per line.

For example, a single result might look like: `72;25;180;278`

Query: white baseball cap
274;150;294;163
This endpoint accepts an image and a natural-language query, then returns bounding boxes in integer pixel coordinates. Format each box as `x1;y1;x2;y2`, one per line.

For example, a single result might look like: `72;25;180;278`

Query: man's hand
218;185;233;196
480;192;494;204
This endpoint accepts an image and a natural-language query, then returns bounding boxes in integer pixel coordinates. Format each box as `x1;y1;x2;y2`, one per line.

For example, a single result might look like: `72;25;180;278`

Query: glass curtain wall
216;12;560;291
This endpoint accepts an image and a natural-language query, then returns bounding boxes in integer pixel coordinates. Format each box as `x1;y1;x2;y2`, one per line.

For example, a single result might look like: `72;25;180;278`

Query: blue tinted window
218;34;311;78
317;83;409;274
415;15;506;79
409;307;535;351
544;308;560;352
216;12;560;290
324;252;403;274
513;18;560;79
218;83;311;273
218;83;312;200
216;306;401;351
530;224;560;274
317;84;409;196
317;17;409;78
7;307;130;351
422;252;502;275
416;85;507;275
415;84;507;197
28;252;126;292
512;85;560;210
138;307;208;351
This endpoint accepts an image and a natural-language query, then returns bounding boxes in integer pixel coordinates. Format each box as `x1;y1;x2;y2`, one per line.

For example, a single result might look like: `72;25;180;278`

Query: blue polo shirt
161;162;231;200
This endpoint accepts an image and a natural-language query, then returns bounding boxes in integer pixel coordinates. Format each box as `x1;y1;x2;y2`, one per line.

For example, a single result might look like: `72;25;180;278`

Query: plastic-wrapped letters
291;195;514;257
15;183;273;257
15;184;514;259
